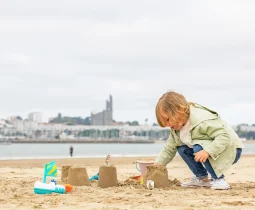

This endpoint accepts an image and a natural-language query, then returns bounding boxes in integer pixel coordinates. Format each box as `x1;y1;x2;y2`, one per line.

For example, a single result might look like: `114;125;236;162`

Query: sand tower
98;154;118;188
63;165;90;186
143;165;169;188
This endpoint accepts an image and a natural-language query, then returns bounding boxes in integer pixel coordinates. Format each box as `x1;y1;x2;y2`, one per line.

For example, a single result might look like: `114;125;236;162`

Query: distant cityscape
0;95;255;142
0;95;169;142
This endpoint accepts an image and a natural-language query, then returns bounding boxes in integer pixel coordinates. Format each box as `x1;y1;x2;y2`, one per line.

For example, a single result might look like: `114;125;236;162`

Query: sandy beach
1;155;255;210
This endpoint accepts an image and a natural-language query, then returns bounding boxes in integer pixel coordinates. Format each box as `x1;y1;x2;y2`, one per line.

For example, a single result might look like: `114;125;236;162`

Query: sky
0;0;255;125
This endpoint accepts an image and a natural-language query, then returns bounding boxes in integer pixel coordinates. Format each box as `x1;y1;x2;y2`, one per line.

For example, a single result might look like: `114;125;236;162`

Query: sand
1;155;255;210
98;165;118;188
66;165;90;186
61;165;71;181
143;165;169;188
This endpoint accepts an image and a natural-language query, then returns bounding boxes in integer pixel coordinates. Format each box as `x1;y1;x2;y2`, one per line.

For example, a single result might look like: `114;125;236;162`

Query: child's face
161;111;188;130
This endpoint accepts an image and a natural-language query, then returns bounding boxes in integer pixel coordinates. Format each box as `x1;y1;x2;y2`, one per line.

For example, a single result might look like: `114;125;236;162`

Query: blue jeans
177;144;242;179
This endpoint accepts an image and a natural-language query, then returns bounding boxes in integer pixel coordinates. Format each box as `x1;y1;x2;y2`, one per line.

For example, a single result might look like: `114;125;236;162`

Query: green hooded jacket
155;104;244;177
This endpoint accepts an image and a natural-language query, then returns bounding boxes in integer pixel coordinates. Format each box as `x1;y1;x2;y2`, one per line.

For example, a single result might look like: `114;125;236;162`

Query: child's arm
200;119;231;160
155;131;177;165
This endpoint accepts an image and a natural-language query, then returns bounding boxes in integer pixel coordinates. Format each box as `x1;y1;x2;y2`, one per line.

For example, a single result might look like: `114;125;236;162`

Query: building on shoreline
0;121;170;141
1;94;254;141
1;120;255;142
91;95;113;126
28;112;42;123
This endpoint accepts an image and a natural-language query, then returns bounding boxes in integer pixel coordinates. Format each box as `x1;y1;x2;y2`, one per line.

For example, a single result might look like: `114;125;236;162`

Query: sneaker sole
211;186;231;190
181;184;211;188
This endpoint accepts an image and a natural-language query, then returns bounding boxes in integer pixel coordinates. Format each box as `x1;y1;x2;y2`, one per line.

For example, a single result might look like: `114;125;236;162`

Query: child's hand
194;150;209;163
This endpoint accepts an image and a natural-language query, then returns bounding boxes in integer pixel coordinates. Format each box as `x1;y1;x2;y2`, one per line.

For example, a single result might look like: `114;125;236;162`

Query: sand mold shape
143;165;169;188
98;165;118;188
67;165;90;186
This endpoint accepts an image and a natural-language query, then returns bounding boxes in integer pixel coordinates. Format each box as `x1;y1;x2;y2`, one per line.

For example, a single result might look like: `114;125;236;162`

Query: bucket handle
136;160;140;172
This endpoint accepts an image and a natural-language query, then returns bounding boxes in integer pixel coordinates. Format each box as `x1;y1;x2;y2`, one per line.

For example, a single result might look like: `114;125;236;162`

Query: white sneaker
181;176;212;188
211;179;230;190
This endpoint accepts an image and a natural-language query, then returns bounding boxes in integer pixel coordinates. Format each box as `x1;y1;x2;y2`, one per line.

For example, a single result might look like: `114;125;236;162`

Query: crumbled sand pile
169;178;181;186
117;179;143;188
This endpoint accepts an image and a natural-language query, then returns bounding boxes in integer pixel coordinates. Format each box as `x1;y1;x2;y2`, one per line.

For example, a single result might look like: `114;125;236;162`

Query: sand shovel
128;175;143;182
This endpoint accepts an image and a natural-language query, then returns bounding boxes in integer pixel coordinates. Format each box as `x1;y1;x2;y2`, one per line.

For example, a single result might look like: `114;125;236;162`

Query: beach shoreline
0;154;255;168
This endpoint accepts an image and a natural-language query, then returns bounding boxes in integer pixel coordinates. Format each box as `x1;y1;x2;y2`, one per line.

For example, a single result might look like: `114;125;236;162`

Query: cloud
0;0;254;125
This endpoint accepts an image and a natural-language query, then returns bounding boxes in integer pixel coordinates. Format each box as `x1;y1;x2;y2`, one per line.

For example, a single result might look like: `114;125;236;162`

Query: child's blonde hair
156;91;194;127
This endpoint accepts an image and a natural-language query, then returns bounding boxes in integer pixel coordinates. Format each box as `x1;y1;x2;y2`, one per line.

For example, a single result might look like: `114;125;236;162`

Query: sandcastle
98;165;118;188
60;155;117;188
61;165;71;181
98;154;118;188
61;165;90;186
143;165;169;188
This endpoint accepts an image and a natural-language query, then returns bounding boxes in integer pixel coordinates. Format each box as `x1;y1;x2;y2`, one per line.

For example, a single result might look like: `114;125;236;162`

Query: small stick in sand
105;154;111;166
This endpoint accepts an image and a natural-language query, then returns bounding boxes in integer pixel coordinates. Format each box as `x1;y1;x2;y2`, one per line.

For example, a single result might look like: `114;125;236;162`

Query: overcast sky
0;0;255;125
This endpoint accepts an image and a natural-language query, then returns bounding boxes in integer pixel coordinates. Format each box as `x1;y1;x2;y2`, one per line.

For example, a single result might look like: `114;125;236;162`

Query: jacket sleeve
200;119;231;160
155;131;177;165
